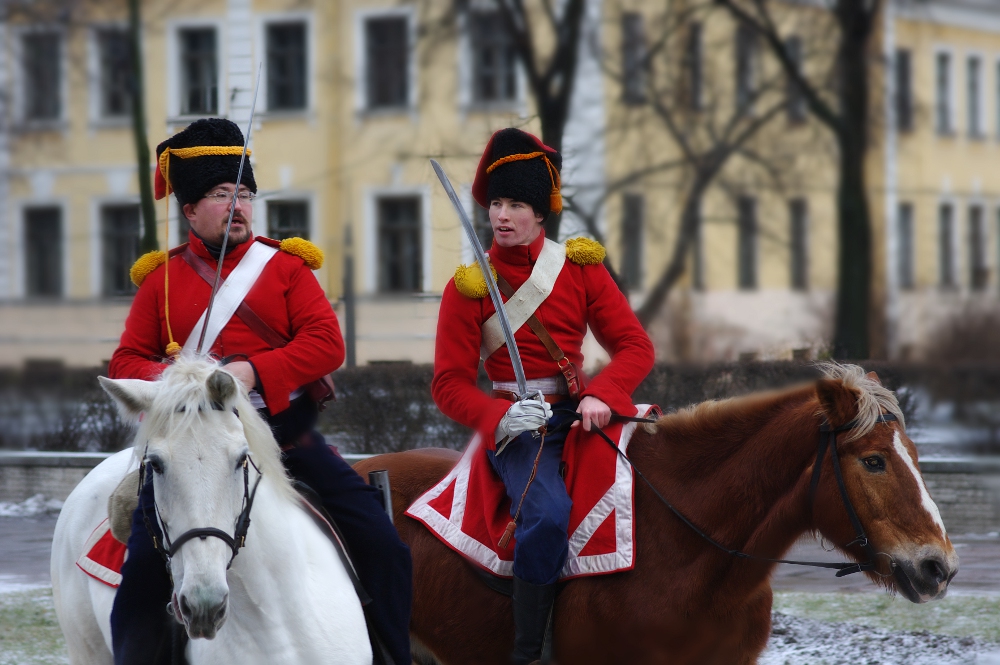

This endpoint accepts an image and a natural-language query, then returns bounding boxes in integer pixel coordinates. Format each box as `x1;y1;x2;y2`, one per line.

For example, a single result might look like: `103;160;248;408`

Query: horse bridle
582;411;899;577
138;429;263;570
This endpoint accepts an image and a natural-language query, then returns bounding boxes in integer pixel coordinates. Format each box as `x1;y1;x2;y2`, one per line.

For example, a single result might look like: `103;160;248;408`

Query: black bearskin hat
472;128;562;216
154;118;257;206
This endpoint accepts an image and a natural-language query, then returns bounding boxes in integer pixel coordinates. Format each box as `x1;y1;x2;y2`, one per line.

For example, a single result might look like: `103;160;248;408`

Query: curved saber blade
197;63;264;356
430;159;528;399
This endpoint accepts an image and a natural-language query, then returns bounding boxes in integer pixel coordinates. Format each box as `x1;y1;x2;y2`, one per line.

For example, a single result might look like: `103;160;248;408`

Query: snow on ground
760;612;1000;665
0;495;62;518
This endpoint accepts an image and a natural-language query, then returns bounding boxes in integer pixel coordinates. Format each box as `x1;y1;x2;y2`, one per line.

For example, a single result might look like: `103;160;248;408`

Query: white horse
51;358;372;665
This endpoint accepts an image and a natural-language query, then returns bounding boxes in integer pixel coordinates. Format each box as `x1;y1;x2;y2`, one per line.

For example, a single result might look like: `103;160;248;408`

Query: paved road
2;516;997;595
0;515;59;591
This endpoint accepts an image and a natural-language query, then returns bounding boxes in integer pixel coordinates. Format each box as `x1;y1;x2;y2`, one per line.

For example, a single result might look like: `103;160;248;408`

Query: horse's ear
816;378;859;428
99;377;158;422
866;371;882;386
207;370;238;410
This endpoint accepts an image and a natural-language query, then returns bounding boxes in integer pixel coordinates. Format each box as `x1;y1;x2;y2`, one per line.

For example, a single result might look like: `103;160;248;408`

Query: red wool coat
432;232;655;449
109;233;344;414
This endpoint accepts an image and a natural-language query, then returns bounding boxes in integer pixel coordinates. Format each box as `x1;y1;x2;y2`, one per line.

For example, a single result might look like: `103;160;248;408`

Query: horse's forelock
133;358;295;503
815;362;905;442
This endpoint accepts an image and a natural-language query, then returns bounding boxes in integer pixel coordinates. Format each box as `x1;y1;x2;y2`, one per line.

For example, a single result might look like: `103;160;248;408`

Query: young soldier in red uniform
109;118;412;665
432;128;655;664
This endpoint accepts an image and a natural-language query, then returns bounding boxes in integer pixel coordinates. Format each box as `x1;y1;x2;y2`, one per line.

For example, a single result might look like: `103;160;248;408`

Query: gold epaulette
278;237;324;269
565;237;606;265
454;261;498;299
130;251;167;287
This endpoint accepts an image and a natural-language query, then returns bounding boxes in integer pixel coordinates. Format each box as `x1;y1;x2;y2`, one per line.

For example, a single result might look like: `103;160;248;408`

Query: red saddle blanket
78;519;127;588
406;405;656;580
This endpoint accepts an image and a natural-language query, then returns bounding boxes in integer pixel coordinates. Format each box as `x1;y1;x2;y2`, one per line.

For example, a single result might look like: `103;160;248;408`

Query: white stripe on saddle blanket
493;375;568;396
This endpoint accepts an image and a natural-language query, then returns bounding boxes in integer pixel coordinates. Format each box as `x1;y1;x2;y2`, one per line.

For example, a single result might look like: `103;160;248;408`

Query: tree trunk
831;3;873;359
129;0;157;253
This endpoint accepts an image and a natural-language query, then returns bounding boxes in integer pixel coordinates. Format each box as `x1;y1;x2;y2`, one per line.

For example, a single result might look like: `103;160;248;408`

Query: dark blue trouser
111;433;413;665
487;404;576;585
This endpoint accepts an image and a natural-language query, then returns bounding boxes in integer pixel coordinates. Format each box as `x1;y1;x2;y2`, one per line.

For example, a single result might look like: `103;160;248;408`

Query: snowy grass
2;586;999;664
773;591;1000;642
0;588;68;665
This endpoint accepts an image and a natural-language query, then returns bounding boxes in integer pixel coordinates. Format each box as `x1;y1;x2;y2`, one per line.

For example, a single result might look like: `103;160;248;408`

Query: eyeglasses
204;191;256;203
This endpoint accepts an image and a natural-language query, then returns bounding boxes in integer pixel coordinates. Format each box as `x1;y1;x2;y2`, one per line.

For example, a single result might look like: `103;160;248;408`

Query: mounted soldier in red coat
418;128;655;664
108;118;412;665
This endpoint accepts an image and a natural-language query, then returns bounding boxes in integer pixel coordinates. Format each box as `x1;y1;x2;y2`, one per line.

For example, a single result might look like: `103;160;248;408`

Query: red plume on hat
472;128;562;216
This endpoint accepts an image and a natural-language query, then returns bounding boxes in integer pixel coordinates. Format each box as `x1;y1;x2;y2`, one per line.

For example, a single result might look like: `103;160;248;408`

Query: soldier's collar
488;230;546;267
190;232;254;262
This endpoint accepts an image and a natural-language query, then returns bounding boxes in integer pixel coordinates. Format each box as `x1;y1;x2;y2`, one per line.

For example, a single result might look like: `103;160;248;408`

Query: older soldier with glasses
108;118;412;665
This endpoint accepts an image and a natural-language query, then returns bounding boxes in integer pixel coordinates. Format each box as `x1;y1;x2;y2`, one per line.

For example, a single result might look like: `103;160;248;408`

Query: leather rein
580;411;899;578
137;408;263;570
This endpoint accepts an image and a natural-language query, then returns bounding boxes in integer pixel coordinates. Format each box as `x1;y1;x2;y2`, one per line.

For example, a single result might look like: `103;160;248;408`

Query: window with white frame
364;15;409;110
377;196;421;292
735;23;757;114
621;193;644;290
935;51;952;135
737;196;757;289
267;200;310;240
24;207;63;298
789;198;808;290
468;11;517;105
897;202;915;290
969;204;988;290
785;36;806;124
179;27;218;115
939;202;956;288
96;28;133;119
621;12;647;105
895;49;913;132
101;204;140;297
968;55;983;138
267;22;307;111
22;32;62;122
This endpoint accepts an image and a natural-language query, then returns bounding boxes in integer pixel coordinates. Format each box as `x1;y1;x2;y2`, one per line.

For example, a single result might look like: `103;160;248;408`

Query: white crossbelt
493;375;568;395
480;238;566;359
182;242;279;356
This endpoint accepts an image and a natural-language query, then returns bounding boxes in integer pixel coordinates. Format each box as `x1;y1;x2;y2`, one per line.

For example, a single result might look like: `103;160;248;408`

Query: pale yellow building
0;0;998;368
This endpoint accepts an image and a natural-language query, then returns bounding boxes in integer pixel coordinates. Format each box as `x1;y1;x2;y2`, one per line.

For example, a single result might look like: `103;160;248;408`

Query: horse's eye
147;458;164;475
236;452;248;471
862;456;886;472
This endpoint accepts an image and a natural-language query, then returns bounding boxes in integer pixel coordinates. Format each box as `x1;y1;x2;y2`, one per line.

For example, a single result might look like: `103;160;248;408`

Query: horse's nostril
213;595;228;624
180;595;193;620
920;558;946;585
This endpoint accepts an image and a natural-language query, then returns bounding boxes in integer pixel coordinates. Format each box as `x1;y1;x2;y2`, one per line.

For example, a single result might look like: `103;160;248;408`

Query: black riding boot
511;577;556;665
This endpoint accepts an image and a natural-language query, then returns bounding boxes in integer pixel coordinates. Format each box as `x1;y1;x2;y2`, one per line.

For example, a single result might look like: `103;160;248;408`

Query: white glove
495;392;553;449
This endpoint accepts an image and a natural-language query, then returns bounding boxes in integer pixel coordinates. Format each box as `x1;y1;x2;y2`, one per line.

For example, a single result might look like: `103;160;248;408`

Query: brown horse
356;364;958;664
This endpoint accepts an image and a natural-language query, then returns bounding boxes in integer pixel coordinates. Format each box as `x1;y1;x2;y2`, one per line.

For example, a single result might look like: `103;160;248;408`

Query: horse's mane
133;357;296;503
815;362;905;441
653;362;904;447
